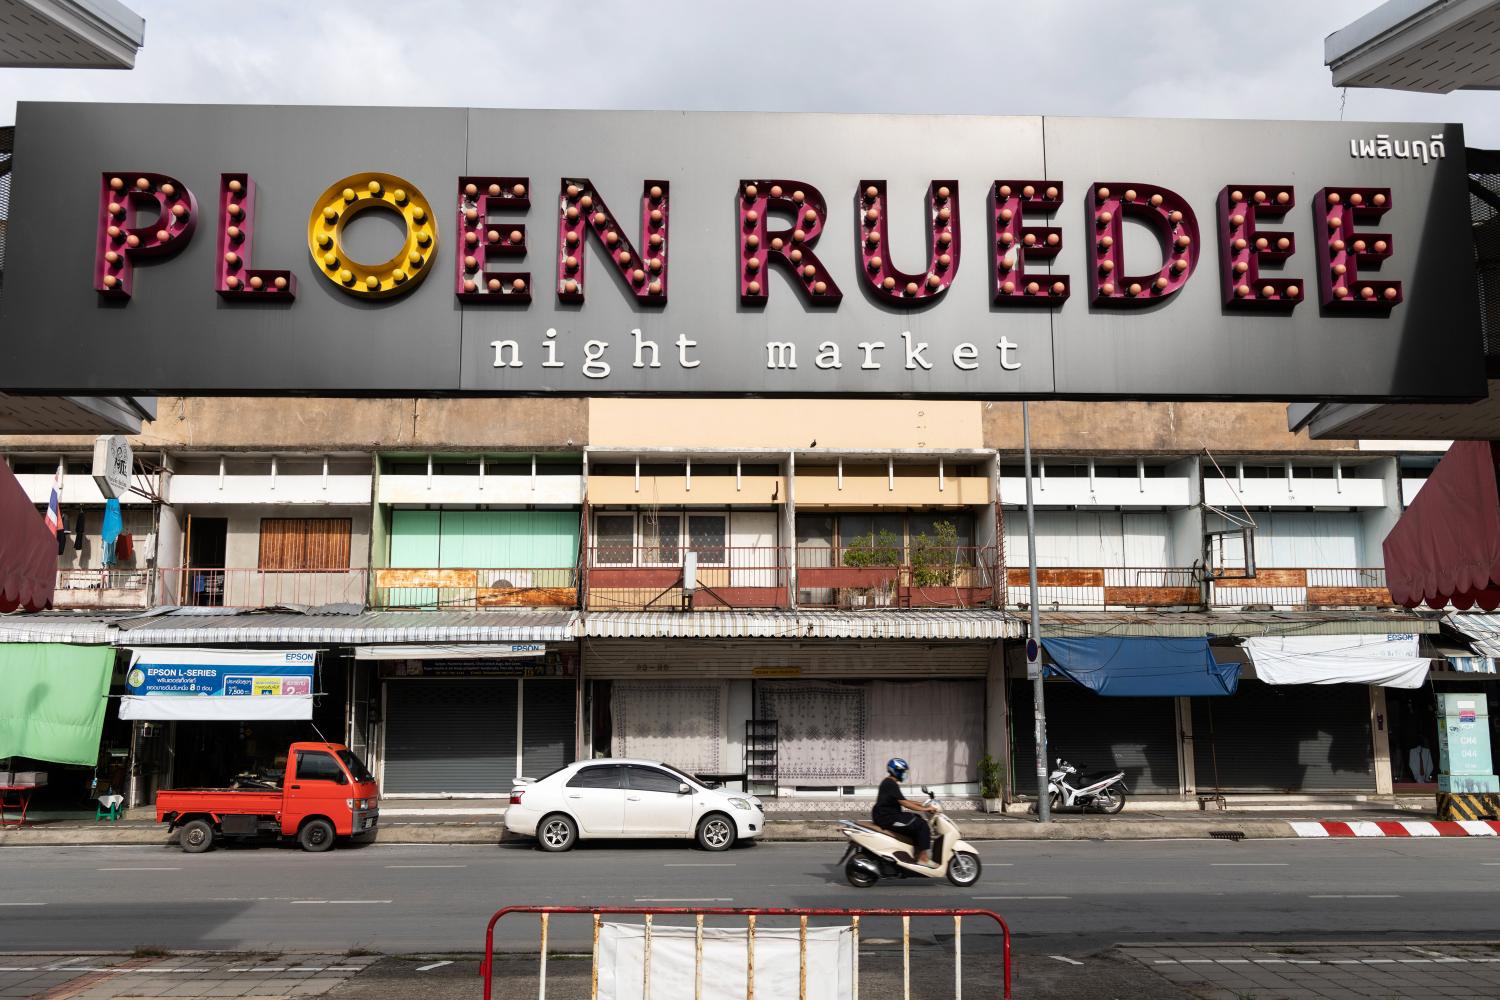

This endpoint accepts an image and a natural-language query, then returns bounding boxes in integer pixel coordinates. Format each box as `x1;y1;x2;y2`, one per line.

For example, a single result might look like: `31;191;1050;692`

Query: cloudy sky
2;0;1496;144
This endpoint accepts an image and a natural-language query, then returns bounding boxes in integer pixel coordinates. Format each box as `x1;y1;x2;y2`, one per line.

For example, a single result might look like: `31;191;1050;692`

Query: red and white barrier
1292;819;1500;838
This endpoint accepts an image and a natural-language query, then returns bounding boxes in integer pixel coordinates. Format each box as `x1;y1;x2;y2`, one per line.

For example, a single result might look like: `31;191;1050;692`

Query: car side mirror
678;783;691;795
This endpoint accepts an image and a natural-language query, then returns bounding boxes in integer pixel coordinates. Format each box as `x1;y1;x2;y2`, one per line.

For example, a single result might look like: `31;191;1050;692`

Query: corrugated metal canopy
114;609;576;645
1446;612;1500;656
577;610;1023;640
1040;609;1440;638
0;615;116;644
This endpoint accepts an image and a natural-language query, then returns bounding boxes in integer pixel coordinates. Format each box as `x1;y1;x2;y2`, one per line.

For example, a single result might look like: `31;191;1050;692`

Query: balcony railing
1004;566;1199;609
998;566;1395;610
373;567;578;609
1211;567;1393;609
156;567;370;609
52;568;153;610
587;546;790;610
795;545;999;609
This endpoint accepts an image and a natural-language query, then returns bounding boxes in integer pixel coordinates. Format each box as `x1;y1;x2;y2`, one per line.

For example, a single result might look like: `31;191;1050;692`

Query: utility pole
1022;401;1050;823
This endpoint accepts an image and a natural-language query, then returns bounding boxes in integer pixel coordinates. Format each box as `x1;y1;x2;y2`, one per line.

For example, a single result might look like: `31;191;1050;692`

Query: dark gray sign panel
0;103;1482;401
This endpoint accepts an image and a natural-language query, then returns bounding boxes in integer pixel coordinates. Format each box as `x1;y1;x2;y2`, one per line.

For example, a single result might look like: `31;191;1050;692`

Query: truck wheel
179;818;215;854
298;818;336;853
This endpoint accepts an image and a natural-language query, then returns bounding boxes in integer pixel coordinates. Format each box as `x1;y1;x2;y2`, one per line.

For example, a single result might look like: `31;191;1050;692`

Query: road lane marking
96;867;179;871
417;960;454;972
1210;863;1288;866
1048;956;1083;965
289;899;392;905
0;903;44;907
1307;894;1400;898
664;863;737;868
385;864;467;869
972;895;1070;900
635;897;734;903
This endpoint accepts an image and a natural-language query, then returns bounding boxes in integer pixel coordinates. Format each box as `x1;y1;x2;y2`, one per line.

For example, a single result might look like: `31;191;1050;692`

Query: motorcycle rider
872;757;938;867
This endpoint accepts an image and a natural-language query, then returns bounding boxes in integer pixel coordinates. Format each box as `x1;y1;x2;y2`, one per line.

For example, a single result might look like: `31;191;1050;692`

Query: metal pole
1023;401;1050;823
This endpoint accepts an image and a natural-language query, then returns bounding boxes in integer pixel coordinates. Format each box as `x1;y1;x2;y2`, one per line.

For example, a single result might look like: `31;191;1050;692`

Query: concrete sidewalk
0;803;1436;847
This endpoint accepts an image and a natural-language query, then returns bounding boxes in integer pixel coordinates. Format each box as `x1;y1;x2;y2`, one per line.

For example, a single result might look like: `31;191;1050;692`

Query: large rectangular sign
0;104;1483;401
120;647;316;721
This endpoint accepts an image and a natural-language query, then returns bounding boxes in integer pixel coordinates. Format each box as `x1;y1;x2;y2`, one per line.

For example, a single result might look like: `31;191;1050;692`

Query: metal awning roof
1445;612;1500;655
0;615;116;644
114;610;577;645
1039;609;1441;638
1326;0;1500;91
576;610;1023;640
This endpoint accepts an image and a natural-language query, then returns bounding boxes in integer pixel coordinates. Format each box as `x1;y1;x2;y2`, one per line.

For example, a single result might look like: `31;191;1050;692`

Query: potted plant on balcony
842;529;902;606
910;519;961;588
978;753;1005;813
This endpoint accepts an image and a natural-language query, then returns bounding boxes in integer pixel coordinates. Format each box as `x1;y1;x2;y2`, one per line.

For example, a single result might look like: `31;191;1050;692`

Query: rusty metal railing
482;904;1012;1000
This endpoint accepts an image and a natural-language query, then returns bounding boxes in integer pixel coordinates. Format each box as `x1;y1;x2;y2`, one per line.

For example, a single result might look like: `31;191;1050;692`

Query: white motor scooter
836;788;982;888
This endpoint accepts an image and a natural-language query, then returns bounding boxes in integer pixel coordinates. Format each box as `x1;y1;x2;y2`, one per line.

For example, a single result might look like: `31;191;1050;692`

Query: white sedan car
505;758;765;852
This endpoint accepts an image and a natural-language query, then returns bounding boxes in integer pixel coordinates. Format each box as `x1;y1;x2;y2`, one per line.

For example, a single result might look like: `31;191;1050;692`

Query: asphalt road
3;838;1499;957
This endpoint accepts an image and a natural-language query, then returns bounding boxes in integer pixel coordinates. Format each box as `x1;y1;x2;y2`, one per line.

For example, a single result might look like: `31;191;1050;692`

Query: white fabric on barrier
598;923;852;1000
118;694;314;721
353;643;545;660
1245;634;1430;689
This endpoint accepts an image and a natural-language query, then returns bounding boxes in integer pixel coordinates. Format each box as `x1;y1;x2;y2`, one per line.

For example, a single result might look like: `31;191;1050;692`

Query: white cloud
1;0;1496;144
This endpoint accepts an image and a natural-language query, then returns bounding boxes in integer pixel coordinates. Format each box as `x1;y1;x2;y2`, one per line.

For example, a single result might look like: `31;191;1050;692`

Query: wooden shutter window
258;518;352;570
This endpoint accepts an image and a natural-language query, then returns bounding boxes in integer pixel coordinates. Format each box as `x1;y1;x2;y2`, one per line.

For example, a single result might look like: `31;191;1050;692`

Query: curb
0;818;1309;847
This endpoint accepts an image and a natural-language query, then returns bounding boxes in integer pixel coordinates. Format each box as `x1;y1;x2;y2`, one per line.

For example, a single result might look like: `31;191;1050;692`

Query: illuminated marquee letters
1216;186;1300;309
216;173;295;299
94;173;197;299
306;173;437;298
558;179;669;304
738;181;841;306
1313;187;1401;308
991;180;1068;305
1086;183;1199;306
855;180;960;305
456;177;531;302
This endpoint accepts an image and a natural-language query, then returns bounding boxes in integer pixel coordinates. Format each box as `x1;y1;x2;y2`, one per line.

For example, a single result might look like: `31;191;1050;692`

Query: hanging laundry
73;510;85;551
116;533;134;561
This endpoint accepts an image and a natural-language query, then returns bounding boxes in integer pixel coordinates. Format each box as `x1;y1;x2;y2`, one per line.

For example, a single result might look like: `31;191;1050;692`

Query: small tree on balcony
910;519;961;587
841;529;903;568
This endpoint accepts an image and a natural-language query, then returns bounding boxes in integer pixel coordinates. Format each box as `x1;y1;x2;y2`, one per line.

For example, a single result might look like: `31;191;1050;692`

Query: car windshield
654;763;705;789
337;749;375;784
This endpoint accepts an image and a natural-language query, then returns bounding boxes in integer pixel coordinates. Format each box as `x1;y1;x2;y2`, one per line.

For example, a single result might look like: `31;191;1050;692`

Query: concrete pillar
986;641;1011;805
1177;696;1196;796
1360;456;1402;569
1371;686;1394;794
784;450;797;607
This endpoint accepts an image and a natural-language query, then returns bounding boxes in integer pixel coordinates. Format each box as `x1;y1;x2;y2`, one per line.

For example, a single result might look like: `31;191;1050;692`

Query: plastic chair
96;793;124;821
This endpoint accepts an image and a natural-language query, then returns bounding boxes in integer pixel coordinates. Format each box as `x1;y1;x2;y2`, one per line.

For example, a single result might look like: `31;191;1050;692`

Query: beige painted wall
981;401;1358;454
588;399;983;450
0;397;588;452
589;474;786;505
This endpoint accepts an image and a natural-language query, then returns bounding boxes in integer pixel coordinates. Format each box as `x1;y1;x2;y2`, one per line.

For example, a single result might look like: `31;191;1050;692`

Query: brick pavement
1125;942;1500;999
0;954;378;998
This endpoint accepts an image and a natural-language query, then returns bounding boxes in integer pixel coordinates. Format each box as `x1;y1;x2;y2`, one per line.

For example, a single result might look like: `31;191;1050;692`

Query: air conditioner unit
486;570;533;588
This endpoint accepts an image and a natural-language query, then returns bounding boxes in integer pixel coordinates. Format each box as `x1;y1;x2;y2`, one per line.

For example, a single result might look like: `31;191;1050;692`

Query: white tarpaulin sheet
1245;634;1430;689
598;923;852;1000
353;642;546;660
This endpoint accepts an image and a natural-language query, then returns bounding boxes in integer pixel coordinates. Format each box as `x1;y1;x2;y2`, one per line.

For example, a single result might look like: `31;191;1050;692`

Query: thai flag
43;463;63;536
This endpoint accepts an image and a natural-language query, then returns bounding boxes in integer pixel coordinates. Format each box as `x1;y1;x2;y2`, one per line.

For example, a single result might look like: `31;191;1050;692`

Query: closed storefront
1010;680;1181;795
1191;680;1374;792
584;638;993;795
375;651;578;796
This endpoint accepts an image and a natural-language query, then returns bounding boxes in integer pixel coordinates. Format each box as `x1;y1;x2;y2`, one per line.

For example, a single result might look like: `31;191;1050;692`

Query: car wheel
538;814;578;852
946;851;982;888
298;818;336;853
696;813;736;852
179;818;215;854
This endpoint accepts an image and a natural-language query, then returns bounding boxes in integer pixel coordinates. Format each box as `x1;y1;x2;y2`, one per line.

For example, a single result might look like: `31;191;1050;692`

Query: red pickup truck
156;742;379;854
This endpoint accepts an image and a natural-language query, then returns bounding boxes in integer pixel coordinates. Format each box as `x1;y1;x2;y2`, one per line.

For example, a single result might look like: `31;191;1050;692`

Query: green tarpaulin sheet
0;643;115;765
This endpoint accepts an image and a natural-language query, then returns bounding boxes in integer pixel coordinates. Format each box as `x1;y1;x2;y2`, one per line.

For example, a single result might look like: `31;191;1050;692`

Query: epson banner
120;648;317;721
0;105;1482;401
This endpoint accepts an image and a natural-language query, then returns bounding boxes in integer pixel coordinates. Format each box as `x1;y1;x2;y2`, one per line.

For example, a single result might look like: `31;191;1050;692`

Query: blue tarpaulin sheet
1042;636;1239;697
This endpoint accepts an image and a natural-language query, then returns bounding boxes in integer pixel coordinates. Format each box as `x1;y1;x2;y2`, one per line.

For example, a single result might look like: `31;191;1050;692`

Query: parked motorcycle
1039;759;1128;814
836;789;982;888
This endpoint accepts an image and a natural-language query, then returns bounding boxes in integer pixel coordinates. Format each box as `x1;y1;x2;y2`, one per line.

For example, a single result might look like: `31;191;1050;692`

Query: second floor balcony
372;567;578;609
156;567;370;609
52;568;153;611
1003;566;1397;611
587;545;790;611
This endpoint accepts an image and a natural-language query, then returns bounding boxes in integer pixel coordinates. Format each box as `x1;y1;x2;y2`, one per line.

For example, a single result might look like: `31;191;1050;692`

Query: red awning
0;463;54;613
1384;440;1500;611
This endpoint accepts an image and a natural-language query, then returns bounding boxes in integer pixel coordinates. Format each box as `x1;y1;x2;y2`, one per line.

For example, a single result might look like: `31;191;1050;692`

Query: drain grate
1209;830;1246;842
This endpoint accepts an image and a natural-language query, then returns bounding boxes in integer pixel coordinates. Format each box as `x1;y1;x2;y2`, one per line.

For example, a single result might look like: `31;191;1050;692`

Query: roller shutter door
1010;681;1181;794
383;680;517;794
522;680;577;779
1191;680;1373;792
